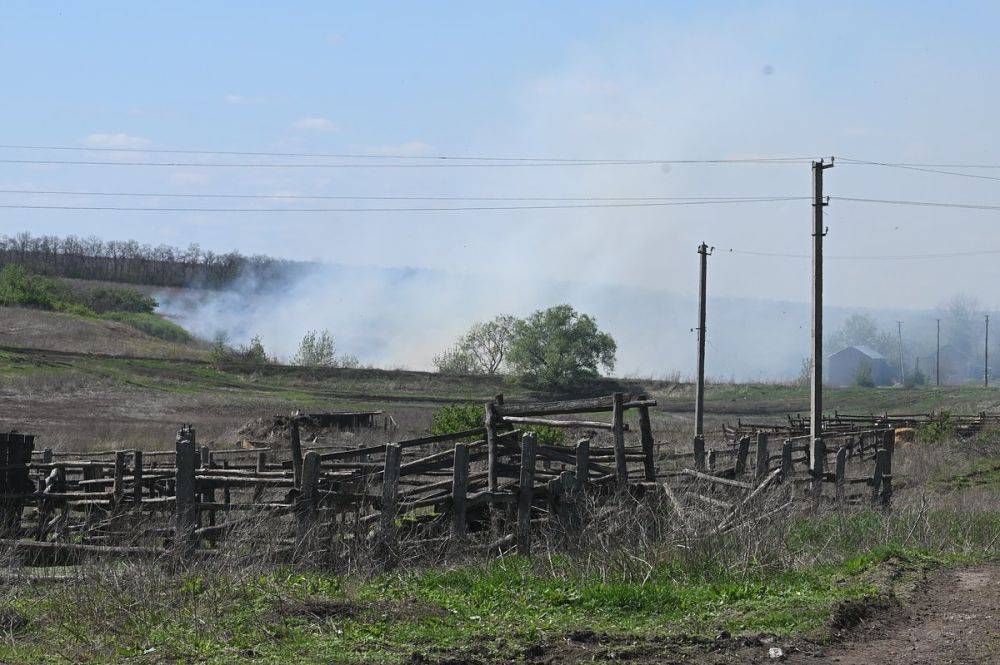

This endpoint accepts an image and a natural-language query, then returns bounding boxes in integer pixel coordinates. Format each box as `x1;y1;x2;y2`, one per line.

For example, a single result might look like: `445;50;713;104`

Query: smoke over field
157;260;885;380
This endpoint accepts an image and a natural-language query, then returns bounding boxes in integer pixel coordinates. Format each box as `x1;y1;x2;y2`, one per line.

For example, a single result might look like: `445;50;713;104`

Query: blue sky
2;1;1000;317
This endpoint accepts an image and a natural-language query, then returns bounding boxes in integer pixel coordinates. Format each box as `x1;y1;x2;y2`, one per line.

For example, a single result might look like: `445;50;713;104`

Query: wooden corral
0;394;896;566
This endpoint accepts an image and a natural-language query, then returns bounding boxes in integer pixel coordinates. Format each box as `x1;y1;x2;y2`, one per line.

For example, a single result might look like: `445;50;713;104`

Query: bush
292;329;358;368
0;264;79;312
853;360;875;388
918;411;956;443
101;312;192;343
429;403;565;447
77;286;157;314
430;403;484;437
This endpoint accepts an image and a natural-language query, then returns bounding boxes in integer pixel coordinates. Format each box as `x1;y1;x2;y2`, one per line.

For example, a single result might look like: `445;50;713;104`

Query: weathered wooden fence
0;395;898;565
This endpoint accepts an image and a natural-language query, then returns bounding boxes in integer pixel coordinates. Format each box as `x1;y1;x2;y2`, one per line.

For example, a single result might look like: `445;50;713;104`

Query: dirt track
783;562;999;665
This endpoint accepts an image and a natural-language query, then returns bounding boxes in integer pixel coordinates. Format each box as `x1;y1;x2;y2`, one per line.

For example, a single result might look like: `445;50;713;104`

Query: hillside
0;306;207;360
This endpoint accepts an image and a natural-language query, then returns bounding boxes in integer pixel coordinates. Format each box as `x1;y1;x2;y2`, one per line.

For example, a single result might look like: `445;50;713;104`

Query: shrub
78;286;157;314
430;403;483;437
918;411;956;443
292;329;357;368
101;312;192;343
853;360;875;388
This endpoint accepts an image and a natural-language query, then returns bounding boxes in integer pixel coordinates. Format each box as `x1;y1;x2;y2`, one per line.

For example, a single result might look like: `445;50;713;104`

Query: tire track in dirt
782;563;999;665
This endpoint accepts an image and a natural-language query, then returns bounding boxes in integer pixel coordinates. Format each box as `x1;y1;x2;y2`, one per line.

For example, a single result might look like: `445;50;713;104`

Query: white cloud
290;117;340;132
80;133;151;148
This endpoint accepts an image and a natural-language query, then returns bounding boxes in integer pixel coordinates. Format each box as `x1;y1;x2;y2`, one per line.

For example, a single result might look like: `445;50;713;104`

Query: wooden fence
0;394;896;565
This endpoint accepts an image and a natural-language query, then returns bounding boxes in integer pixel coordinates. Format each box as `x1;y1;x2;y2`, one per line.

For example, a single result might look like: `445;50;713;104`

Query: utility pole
810;157;833;479
986;314;990;388
936;318;941;387
694;242;712;438
896;321;905;383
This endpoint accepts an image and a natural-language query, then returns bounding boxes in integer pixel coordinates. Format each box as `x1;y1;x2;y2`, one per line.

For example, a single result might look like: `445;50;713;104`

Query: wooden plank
380;444;402;552
612;393;627;486
516;433;538;556
754;433;769;482
575;438;590;491
638;406;656;481
174;427;198;556
501;416;623;431
452;443;469;539
680;469;752;490
290;419;303;487
693;435;706;471
485;401;498;491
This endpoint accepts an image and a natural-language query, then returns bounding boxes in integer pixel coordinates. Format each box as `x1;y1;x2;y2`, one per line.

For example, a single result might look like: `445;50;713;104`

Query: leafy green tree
434;314;517;375
507;304;616;391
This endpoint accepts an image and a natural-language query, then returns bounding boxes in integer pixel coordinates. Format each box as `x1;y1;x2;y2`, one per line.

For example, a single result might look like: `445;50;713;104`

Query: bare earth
783;563;999;665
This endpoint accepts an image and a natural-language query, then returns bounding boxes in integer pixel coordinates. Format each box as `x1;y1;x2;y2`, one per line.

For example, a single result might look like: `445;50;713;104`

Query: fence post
174;426;198;556
735;435;751;477
637;405;656;481
290;418;304;487
780;440;793;480
256;451;267;474
755;433;769;482
612;393;627;486
380;444;402;556
113;451;127;505
516;432;538;557
133;450;144;503
881;428;894;508
451;443;469;539
297;450;321;539
811;438;826;502
1;433;35;537
870;448;886;506
575;438;590;492
42;448;52;464
693;434;706;472
834;446;847;504
485;401;499;492
707;449;716;473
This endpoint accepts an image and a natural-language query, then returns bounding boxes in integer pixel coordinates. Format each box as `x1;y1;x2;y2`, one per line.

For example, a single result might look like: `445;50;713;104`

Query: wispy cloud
224;93;272;106
290;117;340;132
326;34;344;45
80;132;151;148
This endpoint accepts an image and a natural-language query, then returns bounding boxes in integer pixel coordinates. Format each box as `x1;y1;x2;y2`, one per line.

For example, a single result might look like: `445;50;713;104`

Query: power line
0;143;815;165
0;197;810;213
0;188;807;203
840;158;1000;182
725;247;1000;261
834;196;1000;210
0;157;815;169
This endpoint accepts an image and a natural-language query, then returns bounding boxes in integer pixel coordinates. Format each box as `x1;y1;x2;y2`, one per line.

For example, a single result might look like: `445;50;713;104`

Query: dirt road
784;563;999;665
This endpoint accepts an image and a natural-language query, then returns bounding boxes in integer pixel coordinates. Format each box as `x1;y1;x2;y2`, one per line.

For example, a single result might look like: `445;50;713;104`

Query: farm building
827;345;895;387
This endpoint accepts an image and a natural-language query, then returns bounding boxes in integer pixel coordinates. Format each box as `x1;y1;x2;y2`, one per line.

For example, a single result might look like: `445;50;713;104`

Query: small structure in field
828;345;895;387
238;410;394;443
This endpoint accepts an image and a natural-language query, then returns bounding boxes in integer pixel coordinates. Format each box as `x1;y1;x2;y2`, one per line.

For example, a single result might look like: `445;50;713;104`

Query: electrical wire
834;196;1000;211
0;197;809;213
0;143;815;164
0;188;808;202
725;247;1000;261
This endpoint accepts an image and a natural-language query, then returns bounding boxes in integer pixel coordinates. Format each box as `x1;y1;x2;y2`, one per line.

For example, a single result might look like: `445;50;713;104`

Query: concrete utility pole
896;321;905;383
810;158;833;477
936;318;941;387
986;314;990;388
694;242;712;438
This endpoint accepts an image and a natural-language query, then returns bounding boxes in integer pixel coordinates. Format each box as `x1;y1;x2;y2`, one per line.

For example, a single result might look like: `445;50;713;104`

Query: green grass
940;458;1000;492
0;553;890;664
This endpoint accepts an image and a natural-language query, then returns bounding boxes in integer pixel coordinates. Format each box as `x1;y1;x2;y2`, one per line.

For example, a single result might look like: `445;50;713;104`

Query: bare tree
434;315;517;375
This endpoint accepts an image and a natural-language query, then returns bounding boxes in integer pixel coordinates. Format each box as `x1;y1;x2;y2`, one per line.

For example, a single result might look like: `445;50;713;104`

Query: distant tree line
0;231;301;289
